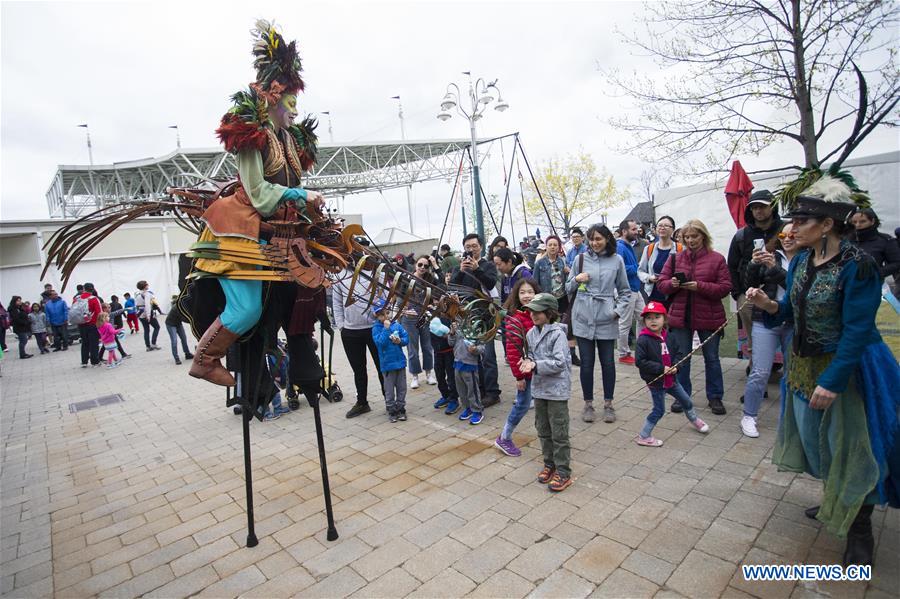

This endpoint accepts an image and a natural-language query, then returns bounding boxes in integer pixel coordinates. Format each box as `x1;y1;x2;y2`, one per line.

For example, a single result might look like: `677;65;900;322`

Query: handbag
562;253;585;331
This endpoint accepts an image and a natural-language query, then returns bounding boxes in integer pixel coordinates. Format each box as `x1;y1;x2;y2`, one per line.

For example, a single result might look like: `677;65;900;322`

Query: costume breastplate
261;129;305;187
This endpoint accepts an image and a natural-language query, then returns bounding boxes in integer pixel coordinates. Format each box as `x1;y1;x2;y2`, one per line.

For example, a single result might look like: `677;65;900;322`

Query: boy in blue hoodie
371;299;410;422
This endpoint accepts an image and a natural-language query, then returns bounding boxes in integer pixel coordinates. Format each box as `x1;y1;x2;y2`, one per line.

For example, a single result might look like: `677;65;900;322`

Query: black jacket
744;252;788;322
854;226;900;280
9;305;30;335
727;205;783;298
450;257;498;294
635;332;669;389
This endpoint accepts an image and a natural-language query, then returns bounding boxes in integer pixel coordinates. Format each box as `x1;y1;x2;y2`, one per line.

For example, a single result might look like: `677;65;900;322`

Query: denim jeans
640;382;698;438
141;316;160;348
51;323;69;349
502;378;532;440
478;338;501;397
166;323;192;360
402;316;433;375
668;327;723;400
743;321;791;418
575;337;616;402
16;332;30;357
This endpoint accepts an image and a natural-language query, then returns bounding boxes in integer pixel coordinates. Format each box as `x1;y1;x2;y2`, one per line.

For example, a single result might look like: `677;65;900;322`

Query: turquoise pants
219;279;262;335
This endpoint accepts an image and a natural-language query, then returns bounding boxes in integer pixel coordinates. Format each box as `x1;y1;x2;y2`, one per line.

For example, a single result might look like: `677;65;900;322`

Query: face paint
272;94;298;129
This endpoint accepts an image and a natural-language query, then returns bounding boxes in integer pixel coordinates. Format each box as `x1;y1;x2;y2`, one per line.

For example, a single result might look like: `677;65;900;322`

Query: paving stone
548;521;597;549
303;565;367;598
591;568;658;598
242;565;316;598
450;509;511;549
636;520;703;564
59;562;132;597
408;567;476;598
507;538;577;582
303;536;371;578
528;568;595;598
617;496;673;531
357;511;421;548
352;537;420;581
403;536;469;582
130;535;198;576
170;535;240;577
98;563;174;598
599;518;651;549
720;491;778;530
453;536;521;583
196;564;266;597
620;550;676;586
693;470;745;502
563;535;631;584
666;549;735;598
352;566;421;598
404;510;466;549
728;547;796;599
467;568;535;598
696;518;760;563
668;492;727;531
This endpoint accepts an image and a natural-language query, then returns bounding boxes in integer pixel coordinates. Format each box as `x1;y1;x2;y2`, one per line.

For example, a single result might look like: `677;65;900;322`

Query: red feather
216;114;267;154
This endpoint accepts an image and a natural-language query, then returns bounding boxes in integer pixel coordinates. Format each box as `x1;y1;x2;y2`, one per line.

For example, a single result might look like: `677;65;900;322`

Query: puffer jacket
854;226;900;280
525;322;571;400
504;309;534;380
44;298;69;326
565;250;631;340
656;247;732;331
726;204;783;297
371;320;408;372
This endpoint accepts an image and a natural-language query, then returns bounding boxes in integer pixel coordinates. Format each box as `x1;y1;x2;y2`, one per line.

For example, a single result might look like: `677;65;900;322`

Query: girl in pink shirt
96;313;122;368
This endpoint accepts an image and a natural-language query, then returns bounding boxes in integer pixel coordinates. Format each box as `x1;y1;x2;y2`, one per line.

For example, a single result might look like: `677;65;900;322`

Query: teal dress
766;241;900;536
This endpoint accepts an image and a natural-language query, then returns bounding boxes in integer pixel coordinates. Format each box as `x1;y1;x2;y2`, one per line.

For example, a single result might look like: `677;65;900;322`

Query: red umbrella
724;161;754;229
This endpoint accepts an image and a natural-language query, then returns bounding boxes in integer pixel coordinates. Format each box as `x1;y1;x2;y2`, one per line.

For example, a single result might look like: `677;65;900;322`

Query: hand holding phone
674;272;687;284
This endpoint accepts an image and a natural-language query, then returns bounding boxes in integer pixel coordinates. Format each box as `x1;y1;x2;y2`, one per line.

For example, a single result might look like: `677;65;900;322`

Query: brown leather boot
189;317;240;386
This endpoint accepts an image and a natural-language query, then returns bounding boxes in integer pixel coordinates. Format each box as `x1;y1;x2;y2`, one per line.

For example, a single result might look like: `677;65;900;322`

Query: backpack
69;295;90;325
647;242;683;258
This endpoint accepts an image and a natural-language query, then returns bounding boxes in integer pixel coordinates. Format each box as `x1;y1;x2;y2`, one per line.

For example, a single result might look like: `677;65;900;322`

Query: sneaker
184;352;194;359
81;364;88;368
494;436;522;457
671;402;684;413
345;402;372;418
151;345;161;351
107;362;118;369
444;400;460;415
692;418;710;433
635;436;664;447
426;371;437;385
263;411;281;421
548;472;573;492
410;376;420;389
122;353;132;359
389;413;399;423
398;411;407;421
434;397;450;409
175;358;182;365
469;412;483;425
708;398;727;415
603;404;616;423
570;349;581;367
618;355;636;365
52;348;62;352
537;465;556;484
458;408;472;421
582;403;596;423
146;347;154;352
740;415;759;438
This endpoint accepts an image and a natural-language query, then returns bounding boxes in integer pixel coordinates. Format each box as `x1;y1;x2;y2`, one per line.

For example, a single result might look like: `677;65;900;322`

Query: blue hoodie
44;297;69;326
616;239;641;292
371;319;409;373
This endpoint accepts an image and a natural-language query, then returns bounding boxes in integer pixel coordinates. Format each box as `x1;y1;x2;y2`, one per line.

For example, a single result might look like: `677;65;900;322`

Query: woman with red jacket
656;219;732;415
495;278;542;457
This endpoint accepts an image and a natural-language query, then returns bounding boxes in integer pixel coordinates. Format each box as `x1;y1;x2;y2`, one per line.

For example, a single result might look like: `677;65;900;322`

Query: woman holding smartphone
656;219;732;415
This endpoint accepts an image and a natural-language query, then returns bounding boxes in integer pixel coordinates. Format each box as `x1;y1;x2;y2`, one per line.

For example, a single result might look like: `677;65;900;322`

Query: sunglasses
778;231;795;240
416;263;428;267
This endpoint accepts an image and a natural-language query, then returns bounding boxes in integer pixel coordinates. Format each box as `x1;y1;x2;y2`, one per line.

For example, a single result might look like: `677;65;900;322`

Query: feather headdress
251;19;304;94
774;165;870;216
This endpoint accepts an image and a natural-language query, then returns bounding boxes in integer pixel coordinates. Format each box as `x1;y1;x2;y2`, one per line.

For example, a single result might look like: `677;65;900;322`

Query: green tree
604;1;899;174
523;151;630;236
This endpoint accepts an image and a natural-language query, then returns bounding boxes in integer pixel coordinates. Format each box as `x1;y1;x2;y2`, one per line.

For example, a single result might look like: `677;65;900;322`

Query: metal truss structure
45;138;499;218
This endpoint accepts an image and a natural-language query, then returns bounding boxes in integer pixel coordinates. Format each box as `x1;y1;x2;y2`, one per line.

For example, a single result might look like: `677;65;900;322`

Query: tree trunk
791;0;819;169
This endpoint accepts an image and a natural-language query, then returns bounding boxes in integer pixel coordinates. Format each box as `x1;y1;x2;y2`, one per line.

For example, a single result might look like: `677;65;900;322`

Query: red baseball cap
641;301;668;317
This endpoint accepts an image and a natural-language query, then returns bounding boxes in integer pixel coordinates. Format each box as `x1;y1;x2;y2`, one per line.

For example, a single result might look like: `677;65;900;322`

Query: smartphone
674;272;687;284
753;238;765;252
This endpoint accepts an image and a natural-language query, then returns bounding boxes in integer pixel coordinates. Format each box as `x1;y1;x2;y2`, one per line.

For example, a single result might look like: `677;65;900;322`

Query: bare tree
523;150;630;236
638;169;673;204
604;1;899;174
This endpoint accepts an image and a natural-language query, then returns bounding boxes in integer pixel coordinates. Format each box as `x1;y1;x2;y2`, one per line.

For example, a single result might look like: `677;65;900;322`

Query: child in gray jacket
448;322;485;425
519;293;573;492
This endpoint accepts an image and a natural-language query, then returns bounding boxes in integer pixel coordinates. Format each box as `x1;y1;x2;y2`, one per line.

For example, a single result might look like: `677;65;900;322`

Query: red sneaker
618;355;636;365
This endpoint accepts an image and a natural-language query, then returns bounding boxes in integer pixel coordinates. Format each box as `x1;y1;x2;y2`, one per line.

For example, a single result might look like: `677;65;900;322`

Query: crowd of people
2;189;898;566
0;279;194;368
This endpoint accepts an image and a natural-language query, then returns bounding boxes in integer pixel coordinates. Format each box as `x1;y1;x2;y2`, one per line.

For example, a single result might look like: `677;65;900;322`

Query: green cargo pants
534;398;570;477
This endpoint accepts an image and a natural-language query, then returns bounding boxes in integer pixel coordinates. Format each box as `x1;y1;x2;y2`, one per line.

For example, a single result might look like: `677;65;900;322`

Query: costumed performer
746;174;900;568
188;20;325;387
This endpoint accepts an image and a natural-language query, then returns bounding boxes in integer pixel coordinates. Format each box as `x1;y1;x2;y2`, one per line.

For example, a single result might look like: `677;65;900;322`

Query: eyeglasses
656;223;673;229
416;263;428;267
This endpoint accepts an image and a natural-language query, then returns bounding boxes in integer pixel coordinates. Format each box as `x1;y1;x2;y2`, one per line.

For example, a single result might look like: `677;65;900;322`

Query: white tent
654;152;900;253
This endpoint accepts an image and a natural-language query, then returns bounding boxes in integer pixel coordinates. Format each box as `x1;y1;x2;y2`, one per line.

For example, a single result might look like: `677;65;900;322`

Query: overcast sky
2;0;897;243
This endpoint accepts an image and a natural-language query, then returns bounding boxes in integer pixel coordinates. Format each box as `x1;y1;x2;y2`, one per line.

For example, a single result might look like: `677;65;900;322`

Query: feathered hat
775;166;870;224
215;19;317;169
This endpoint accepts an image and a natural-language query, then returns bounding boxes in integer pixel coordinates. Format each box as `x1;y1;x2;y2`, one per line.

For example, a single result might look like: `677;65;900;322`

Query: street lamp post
168;124;181;149
77;123;94;165
392;95;415;235
320;111;334;142
437;73;509;246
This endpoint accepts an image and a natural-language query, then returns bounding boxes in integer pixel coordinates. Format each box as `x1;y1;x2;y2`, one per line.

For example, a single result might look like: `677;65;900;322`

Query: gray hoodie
525;322;571;400
331;278;378;331
448;329;482;366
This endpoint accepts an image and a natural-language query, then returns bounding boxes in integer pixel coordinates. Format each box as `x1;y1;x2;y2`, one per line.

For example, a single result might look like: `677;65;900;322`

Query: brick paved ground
1;331;897;598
